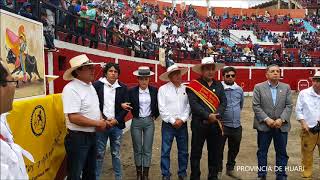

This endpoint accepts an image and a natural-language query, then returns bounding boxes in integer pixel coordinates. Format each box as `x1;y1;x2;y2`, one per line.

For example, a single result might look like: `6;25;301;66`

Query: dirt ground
101;94;320;180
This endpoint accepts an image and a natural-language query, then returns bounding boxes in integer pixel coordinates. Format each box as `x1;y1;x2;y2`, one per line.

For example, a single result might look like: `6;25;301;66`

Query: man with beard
218;66;244;179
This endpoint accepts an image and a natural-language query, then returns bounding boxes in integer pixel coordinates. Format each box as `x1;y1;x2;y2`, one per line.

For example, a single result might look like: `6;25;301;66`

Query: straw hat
192;57;225;74
63;54;100;81
159;64;188;82
133;66;155;76
311;71;320;79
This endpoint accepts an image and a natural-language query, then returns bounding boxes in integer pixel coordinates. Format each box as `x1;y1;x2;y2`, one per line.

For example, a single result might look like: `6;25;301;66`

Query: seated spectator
41;11;57;52
18;2;37;21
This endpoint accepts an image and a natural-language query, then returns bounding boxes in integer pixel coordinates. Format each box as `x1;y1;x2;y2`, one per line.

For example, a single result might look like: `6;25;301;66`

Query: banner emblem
30;105;46;136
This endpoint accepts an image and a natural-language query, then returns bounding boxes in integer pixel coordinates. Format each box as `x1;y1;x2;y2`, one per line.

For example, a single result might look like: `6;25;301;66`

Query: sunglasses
225;74;236;78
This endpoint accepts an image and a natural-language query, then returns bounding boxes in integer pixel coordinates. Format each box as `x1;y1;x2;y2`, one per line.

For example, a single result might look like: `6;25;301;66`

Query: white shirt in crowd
296;86;320;128
158;82;191;124
172;25;179;35
139;87;152;117
1;113;34;180
100;77;121;119
62;78;101;132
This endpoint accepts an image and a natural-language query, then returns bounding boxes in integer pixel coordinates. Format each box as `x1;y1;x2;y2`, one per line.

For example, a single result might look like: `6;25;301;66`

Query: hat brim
133;70;155;76
192;63;225;74
63;63;100;81
159;67;188;81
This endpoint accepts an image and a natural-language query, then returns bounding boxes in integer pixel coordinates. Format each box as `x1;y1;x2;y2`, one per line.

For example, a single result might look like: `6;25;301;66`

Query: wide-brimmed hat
311;71;320;79
159;64;188;82
192;57;225;74
133;66;155;77
63;54;100;81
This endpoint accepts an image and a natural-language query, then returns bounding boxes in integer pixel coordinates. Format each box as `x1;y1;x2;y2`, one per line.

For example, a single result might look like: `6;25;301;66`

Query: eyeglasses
225;74;236;78
0;80;19;88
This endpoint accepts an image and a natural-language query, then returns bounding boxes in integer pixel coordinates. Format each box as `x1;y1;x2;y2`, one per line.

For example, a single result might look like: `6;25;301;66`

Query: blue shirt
268;81;279;106
221;82;244;128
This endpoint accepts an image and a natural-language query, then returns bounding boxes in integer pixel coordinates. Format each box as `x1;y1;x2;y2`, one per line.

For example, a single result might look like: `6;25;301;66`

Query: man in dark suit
252;64;293;180
93;62;128;180
187;57;227;180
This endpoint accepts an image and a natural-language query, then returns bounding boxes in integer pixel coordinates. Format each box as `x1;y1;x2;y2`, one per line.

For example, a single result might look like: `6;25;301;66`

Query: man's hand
109;118;119;127
105;120;113;129
173;119;184;129
121;102;133;111
265;118;276;128
274;119;283;128
300;119;309;132
208;113;219;124
95;119;107;131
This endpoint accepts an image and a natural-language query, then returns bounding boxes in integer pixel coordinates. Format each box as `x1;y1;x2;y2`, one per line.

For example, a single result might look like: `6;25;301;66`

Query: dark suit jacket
252;81;293;132
93;80;129;129
128;85;159;119
187;78;227;127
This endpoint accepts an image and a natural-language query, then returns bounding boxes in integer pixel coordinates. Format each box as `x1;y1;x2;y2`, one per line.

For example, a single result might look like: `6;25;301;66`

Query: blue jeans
161;121;189;177
96;127;123;180
257;129;288;179
64;130;96;180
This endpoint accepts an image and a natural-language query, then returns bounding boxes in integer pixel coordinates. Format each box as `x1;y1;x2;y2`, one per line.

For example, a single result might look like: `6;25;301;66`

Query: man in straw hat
93;62;129;180
296;71;320;179
252;64;292;180
62;54;107;180
186;57;227;180
158;64;191;180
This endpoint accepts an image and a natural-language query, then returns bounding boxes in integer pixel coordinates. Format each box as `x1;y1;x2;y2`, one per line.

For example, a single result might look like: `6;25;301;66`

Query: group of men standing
61;54;320;180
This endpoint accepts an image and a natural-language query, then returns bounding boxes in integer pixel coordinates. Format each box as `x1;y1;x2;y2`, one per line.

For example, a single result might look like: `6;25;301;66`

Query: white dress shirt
1;113;34;180
296;86;320;128
99;78;121;120
62;78;101;132
139;87;151;117
158;82;191;124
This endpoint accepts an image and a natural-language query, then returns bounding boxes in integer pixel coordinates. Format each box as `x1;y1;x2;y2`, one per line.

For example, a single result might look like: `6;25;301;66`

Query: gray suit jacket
252;81;293;132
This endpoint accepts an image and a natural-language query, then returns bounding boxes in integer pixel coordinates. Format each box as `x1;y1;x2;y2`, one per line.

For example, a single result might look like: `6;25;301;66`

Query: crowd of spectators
1;0;319;66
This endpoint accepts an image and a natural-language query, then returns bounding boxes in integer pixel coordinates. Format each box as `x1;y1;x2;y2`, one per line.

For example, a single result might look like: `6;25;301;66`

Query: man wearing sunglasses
217;66;244;179
62;54;107;180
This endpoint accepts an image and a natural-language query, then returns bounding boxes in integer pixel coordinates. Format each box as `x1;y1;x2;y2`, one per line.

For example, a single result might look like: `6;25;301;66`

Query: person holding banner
252;64;293;180
0;60;34;179
158;64;191;180
295;71;320;179
122;66;159;180
93;62;129;180
62;54;107;180
186;57;227;180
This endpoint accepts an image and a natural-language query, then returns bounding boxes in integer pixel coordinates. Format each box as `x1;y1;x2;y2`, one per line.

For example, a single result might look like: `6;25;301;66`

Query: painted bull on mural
6;48;43;82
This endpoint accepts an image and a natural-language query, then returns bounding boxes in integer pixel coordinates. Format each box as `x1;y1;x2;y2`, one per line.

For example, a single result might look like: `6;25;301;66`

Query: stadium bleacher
0;0;319;67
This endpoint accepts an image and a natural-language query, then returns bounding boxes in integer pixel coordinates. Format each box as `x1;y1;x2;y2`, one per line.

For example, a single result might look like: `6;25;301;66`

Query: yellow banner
7;94;66;180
